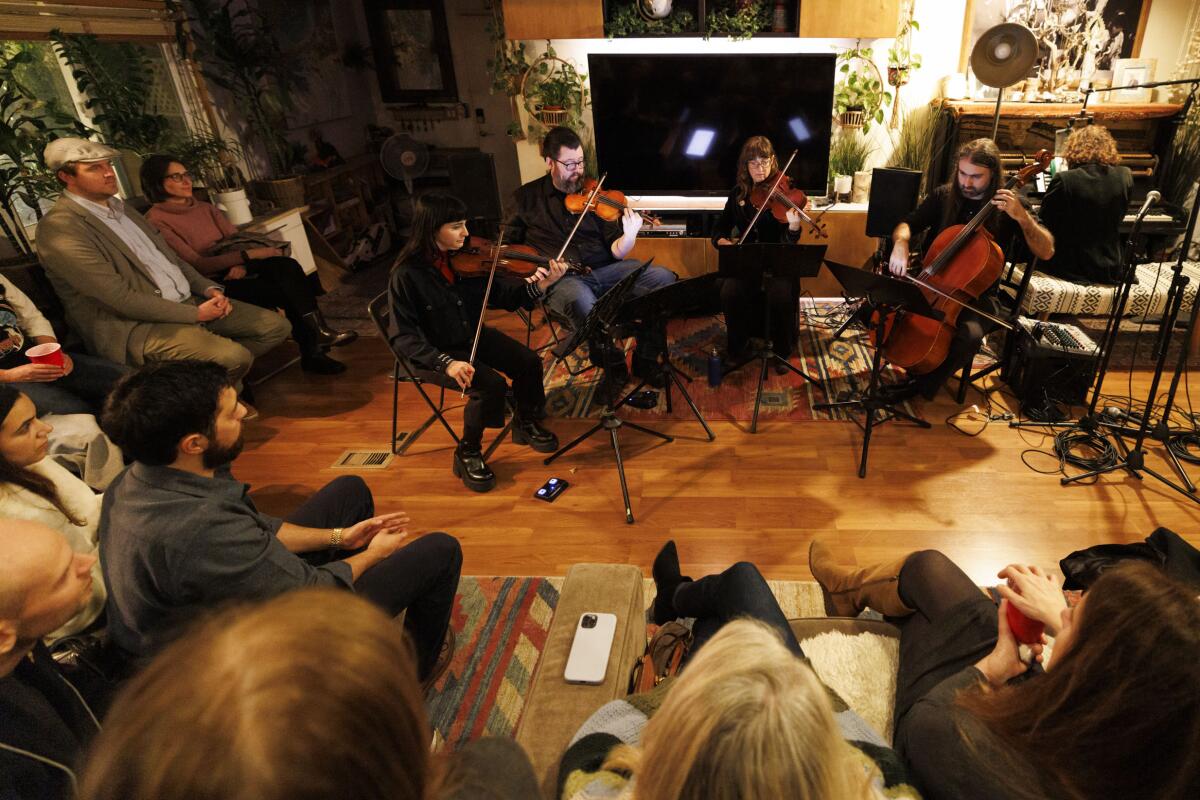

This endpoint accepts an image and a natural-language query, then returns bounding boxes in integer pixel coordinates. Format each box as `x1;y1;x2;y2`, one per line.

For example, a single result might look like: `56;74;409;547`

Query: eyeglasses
165;171;194;183
747;158;773;169
552;158;586;170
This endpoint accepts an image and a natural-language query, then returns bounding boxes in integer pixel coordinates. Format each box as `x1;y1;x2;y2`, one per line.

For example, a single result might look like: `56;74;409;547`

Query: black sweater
710;186;803;246
1037;163;1132;284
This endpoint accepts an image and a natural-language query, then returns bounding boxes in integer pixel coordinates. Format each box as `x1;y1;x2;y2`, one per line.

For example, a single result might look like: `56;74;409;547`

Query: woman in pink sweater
142;154;355;374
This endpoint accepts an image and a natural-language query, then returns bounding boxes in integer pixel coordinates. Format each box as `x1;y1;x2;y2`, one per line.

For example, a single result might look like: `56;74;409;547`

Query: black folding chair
367;292;511;457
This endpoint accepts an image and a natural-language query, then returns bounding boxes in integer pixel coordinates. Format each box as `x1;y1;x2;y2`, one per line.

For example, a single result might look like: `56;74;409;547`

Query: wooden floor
239;332;1200;589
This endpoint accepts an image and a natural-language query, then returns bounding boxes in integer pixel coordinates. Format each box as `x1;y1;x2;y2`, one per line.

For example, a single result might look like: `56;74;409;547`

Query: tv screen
588;53;836;196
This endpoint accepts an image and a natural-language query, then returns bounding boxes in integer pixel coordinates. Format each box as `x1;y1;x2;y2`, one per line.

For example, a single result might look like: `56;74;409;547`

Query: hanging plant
484;0;530;140
705;1;769;42
886;0;922;129
519;47;589;139
833;42;891;133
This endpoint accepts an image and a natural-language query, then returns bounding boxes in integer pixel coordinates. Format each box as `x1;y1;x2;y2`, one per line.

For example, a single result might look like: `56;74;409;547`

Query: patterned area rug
426;575;826;751
542;309;914;422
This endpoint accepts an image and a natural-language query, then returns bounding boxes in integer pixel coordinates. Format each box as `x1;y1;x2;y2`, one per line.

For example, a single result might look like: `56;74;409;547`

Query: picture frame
362;0;459;104
1111;58;1156;103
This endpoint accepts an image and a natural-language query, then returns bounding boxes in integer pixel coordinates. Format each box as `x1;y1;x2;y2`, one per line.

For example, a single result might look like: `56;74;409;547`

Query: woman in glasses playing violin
387;194;567;493
712;136;806;373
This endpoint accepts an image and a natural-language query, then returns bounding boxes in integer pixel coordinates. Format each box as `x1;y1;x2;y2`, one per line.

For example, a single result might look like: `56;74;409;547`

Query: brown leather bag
628;621;693;694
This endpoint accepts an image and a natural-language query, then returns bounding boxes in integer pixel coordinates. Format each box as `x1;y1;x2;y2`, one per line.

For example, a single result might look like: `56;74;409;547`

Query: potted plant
184;0;311;209
886;101;941;194
174;132;253;223
887;1;922;129
49;30;170;195
828;129;873;201
605;2;697;37
0;45;91;258
834;42;891;133
519;47;589;138
705;1;769;41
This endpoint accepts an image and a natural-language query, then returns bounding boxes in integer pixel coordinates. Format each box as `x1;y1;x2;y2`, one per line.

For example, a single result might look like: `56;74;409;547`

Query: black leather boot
452;443;495;492
300;310;358;348
511;418;558;453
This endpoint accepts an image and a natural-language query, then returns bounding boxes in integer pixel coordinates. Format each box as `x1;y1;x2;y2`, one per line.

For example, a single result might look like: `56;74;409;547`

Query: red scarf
433;251;455;285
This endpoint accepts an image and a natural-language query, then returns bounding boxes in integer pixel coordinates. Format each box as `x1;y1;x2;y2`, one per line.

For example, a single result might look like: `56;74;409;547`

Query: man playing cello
885;138;1054;401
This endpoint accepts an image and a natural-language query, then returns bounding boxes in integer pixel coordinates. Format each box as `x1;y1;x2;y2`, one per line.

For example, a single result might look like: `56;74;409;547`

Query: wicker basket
251;176;307;211
838;109;865;129
535;106;570;126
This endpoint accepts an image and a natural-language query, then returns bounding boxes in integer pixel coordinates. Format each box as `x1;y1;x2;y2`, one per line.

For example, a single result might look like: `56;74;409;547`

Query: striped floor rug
427;577;561;751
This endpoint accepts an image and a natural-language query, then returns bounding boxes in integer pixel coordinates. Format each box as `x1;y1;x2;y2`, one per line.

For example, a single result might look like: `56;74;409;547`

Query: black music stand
718;244;827;433
814;261;943;478
614;273;721;441
545;261;674;524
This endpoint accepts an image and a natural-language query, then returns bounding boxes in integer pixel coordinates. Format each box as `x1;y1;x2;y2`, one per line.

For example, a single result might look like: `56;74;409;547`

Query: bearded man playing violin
506;126;677;404
885;138;1054;402
713;136;808;373
388;193;567;493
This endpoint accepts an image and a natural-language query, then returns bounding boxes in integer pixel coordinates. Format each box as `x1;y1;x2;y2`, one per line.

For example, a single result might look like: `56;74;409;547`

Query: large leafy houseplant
184;0;309;179
173;132;245;193
49;31;169;155
0;46;91;257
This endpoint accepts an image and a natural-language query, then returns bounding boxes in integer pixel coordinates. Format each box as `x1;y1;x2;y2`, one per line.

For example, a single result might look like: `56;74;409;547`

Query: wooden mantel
941;101;1183;121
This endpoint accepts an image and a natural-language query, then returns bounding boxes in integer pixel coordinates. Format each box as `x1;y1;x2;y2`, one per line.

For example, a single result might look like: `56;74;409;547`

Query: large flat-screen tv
588;53;836;196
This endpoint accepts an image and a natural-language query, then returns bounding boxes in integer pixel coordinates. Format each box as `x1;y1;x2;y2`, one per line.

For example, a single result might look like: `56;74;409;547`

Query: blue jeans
13;351;128;416
544;258;676;370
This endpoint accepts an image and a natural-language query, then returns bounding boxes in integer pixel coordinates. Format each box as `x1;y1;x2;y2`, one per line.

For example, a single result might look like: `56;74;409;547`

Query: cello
877;150;1051;374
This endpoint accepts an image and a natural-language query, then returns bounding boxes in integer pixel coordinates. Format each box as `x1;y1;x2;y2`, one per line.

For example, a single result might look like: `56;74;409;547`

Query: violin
749;172;828;239
564;178;661;226
451;236;590;280
874;150;1051;374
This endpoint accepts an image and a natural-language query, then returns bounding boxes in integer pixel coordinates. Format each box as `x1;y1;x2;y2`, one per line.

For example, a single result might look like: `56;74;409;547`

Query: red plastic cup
1005;601;1046;645
26;342;64;367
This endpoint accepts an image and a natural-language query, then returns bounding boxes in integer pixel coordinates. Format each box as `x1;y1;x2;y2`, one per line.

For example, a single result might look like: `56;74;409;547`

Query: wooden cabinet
503;0;603;40
799;0;900;39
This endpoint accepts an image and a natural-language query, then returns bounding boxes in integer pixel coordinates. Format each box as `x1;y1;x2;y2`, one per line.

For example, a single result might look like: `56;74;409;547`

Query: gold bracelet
330;527;343;549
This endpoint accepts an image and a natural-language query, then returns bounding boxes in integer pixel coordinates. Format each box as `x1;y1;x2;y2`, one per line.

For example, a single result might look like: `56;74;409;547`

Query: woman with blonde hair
1038;124;1133;284
558;543;918;799
79;589;538;800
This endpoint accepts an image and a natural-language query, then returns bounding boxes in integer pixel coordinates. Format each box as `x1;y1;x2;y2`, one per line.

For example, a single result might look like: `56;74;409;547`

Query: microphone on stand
1135;190;1161;222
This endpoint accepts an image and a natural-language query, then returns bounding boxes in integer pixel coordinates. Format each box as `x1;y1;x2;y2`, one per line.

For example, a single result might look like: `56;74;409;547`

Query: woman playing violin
387;194;567;492
712;136;806;371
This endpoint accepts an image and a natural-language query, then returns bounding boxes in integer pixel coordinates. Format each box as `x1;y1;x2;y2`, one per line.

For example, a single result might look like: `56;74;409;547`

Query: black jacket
0;641;100;800
506;174;621;269
387;256;541;372
1037;163;1132;284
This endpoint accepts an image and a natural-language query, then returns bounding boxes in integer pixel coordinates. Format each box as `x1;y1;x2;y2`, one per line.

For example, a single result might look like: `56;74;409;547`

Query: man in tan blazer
34;139;289;407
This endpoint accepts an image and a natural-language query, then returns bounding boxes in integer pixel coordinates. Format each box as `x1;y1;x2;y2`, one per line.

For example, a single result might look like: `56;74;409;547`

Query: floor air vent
330;449;394;470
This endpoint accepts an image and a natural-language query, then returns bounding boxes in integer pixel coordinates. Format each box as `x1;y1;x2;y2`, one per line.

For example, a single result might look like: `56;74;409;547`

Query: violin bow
738;150;798;245
462;226;508;397
556;173;607;261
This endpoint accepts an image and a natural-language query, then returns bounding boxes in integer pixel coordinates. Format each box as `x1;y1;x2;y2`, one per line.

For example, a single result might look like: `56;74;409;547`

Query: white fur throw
800;630;900;744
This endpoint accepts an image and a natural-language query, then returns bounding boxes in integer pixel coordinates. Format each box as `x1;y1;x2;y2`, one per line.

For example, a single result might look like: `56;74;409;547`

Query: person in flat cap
34;138;289;417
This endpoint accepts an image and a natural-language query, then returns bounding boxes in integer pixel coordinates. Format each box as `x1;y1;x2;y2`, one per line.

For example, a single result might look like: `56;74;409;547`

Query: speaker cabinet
865;168;922;238
448;152;502;226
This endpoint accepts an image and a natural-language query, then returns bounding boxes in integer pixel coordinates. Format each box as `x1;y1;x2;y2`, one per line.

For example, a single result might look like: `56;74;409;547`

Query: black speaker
865;168;922;238
1005;330;1098;412
448;152;502;226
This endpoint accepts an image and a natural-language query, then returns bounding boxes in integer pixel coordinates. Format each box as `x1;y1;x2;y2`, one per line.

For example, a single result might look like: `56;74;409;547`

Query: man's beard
202;434;245;470
960;183;987;200
553;173;583;194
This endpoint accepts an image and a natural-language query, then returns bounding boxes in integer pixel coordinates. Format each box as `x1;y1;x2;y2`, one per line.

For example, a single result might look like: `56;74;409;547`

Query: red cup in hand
26;342;64;367
1005;601;1046;645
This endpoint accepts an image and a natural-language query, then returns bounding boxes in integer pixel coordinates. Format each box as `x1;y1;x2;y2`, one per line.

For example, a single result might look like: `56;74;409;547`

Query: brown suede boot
808;541;915;618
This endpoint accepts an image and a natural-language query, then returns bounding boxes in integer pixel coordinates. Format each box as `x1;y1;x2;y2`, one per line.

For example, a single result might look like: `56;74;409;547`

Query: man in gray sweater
97;360;461;683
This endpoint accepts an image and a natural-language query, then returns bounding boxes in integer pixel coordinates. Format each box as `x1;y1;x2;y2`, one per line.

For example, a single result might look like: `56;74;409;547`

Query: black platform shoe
452;443;496;492
511;418;559;453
